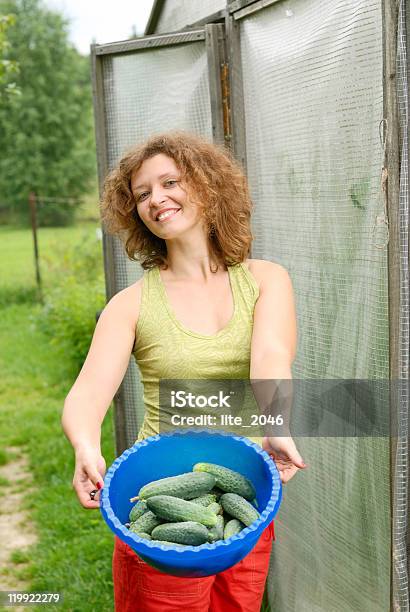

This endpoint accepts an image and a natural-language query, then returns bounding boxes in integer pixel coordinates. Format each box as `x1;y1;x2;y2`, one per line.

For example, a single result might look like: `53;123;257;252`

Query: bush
0;285;39;308
34;229;106;374
37;276;105;375
41;227;104;284
36;200;82;228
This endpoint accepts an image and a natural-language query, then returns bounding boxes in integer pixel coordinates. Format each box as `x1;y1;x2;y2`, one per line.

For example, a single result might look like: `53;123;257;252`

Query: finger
284;443;307;469
291;457;307;469
73;479;102;508
82;499;101;509
79;464;104;491
77;489;101;509
88;469;105;490
279;469;292;484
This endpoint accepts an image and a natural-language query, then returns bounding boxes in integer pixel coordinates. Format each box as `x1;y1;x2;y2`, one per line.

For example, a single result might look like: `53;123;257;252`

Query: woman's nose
149;185;167;206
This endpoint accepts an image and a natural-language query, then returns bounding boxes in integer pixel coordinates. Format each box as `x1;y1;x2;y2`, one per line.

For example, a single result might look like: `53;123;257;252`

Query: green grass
0;223;116;612
0;475;11;487
0;448;9;465
0;221;102;287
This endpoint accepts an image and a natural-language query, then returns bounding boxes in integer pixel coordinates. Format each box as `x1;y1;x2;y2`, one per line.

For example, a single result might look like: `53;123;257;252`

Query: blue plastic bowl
100;429;282;577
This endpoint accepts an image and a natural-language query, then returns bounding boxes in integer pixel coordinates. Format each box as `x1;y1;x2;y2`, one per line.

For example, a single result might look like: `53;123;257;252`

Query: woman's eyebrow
133;172;178;190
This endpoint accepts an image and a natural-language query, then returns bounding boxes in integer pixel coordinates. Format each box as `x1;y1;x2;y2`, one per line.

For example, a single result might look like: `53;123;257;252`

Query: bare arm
250;260;297;376
249;261;306;483
250;261;296;428
62;283;140;507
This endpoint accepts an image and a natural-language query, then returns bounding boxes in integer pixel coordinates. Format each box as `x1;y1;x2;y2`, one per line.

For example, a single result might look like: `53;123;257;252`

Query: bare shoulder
105;276;143;329
244;258;291;292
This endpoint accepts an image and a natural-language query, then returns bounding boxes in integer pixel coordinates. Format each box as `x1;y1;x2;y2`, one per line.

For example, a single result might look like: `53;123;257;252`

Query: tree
0;13;20;96
0;0;96;226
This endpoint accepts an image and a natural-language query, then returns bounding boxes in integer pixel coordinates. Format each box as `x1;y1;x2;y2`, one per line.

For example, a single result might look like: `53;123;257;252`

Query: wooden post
28;192;42;301
382;1;401;610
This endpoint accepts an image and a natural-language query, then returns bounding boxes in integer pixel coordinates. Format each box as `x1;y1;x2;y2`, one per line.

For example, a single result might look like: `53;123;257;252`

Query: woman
62;131;307;611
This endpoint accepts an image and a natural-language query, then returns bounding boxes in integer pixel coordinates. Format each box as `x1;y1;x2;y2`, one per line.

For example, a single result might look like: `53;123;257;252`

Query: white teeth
157;209;179;221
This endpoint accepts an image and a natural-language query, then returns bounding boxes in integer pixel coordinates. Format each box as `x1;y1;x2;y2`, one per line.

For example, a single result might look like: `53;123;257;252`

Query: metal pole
28;192;42;300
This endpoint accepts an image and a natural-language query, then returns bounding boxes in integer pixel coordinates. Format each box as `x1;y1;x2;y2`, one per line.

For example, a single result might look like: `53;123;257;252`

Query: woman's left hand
262;436;307;484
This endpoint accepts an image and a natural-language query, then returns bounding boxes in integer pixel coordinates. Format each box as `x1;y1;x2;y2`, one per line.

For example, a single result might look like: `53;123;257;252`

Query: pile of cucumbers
125;462;260;547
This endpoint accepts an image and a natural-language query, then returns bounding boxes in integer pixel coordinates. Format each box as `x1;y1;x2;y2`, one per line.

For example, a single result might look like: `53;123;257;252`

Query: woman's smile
156;208;181;223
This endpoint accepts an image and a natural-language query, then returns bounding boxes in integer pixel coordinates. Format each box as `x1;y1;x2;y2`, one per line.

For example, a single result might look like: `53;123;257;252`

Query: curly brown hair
100;130;255;271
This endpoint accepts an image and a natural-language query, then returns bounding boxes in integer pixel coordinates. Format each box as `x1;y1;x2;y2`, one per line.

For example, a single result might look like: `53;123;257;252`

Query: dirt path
0;447;38;607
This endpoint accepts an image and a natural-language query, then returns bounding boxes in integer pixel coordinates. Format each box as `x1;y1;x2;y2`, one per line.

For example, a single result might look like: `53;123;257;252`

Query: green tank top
132;262;263;446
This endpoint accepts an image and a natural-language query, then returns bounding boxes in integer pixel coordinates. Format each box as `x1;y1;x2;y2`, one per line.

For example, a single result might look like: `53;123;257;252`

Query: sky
43;0;156;55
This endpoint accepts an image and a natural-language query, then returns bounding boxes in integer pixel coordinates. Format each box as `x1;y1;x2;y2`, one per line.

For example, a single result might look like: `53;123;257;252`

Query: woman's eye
135;180;177;202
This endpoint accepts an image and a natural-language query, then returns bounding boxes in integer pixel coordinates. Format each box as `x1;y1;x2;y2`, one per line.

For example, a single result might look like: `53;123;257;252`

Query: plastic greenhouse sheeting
100;39;213;445
238;1;390;610
92;0;409;608
155;0;226;33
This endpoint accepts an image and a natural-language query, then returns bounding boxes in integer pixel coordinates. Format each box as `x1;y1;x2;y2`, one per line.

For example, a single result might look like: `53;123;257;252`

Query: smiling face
130;153;205;239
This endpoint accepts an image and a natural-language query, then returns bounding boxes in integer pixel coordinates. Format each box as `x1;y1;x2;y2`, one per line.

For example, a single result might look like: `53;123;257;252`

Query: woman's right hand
73;445;106;509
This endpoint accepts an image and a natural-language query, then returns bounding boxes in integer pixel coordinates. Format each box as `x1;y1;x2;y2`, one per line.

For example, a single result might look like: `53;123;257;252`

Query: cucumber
130;510;162;534
129;500;148;522
146;495;217;527
151;521;209;546
193;463;256;501
220;493;260;527
190;493;217;507
208;515;225;543
137;472;216;501
208;502;223;515
210;488;224;501
224;518;245;539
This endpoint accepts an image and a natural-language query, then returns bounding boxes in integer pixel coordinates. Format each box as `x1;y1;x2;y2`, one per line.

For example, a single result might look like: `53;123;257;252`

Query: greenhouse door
91;25;228;453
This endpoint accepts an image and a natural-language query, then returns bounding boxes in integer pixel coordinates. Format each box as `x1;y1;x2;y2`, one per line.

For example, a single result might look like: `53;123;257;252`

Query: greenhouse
91;0;409;610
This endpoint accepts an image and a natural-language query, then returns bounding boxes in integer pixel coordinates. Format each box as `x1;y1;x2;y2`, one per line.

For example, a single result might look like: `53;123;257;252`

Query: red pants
112;521;275;612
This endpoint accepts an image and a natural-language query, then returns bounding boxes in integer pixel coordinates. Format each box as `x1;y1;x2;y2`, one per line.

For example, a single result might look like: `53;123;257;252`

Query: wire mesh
155;0;226;33
238;0;390;609
100;40;214;447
